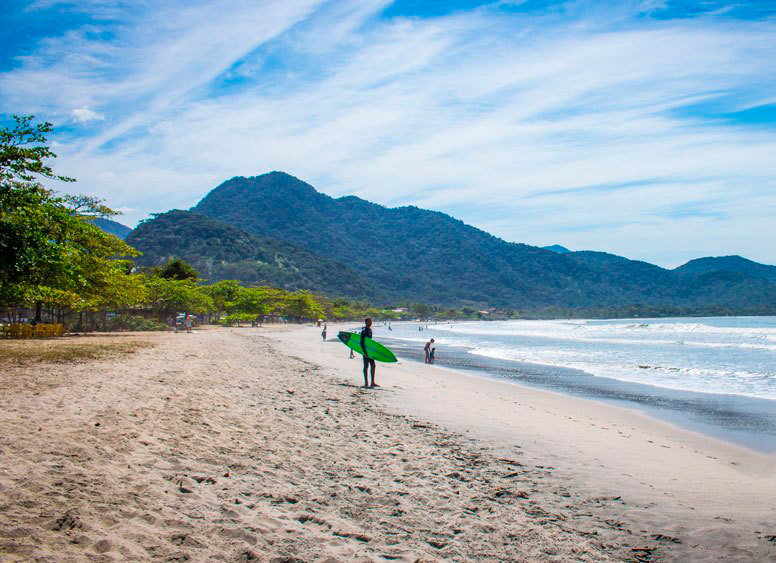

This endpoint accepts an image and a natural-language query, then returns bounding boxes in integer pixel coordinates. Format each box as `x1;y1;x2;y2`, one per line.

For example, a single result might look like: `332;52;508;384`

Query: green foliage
157;258;199;281
0;182;63;301
285;290;325;320
234;286;272;317
203;279;242;318
0;116;140;314
221;313;258;326
0;115;75;184
145;277;214;315
105;314;168;332
127;209;380;299
412;303;432;319
0;183;141;311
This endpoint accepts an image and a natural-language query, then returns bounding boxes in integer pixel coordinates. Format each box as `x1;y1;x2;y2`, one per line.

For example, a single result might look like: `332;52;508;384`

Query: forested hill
675;256;776;282
192;173;611;306
127;210;380;299
189;171;776;312
94;217;132;239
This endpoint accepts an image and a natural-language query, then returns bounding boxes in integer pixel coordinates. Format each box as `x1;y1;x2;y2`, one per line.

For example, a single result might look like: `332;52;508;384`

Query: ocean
373;317;776;452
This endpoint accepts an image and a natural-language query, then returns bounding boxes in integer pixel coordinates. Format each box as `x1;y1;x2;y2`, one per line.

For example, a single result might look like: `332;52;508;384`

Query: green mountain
566;251;776;311
188;171;776;312
94;217;132;239
192;172;614;307
127;209;379;299
675;255;776;283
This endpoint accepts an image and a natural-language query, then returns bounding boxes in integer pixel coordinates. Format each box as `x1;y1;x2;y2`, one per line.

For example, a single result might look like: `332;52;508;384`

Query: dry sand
1;325;774;561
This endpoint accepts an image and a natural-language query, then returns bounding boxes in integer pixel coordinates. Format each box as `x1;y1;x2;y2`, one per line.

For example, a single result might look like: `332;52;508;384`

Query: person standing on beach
361;317;377;388
424;338;435;363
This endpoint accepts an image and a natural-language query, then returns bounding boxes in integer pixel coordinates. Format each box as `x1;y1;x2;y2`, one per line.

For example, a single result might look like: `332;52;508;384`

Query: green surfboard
338;331;398;363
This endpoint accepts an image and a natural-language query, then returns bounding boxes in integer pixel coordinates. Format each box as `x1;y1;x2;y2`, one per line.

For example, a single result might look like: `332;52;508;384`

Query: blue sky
2;0;775;267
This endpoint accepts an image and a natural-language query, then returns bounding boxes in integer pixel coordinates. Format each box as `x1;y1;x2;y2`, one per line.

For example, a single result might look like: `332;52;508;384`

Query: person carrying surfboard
361;317;377;388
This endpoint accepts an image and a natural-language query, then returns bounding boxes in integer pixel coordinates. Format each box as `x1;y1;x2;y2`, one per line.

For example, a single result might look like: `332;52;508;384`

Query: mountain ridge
185;171;776;311
675;255;776;282
94;217;132;239
193;173;611;306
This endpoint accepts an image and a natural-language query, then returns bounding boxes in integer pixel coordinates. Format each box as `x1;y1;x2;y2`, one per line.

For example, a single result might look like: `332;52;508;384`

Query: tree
203;280;243;319
146;277;213;318
0;115;75;184
284;290;324;321
0;115;140;320
0;182;63;303
258;286;292;316
412;303;432;319
234;287;273;320
157;258;198;281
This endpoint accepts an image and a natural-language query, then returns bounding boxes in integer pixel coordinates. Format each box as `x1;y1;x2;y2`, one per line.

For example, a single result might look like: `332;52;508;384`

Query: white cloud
71;107;104;123
2;0;776;266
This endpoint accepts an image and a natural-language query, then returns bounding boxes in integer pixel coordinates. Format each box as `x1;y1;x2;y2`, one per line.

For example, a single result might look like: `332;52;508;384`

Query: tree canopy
157;258;199;281
0;115;140;317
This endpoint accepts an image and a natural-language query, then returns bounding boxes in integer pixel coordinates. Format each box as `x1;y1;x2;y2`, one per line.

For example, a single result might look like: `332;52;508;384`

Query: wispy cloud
71;107;104;123
1;0;775;266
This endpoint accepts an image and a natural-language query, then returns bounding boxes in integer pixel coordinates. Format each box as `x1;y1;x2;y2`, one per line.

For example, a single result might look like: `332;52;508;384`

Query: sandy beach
2;325;775;561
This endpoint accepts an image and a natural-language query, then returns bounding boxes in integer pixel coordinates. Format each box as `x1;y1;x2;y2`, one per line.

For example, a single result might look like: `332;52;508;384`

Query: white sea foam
384;318;776;400
467;345;775;399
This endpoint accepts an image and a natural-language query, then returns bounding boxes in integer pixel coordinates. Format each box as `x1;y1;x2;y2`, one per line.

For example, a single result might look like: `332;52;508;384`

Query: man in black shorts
361;317;377;388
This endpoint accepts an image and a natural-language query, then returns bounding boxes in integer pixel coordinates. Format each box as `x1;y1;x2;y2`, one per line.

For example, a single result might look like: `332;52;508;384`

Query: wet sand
1;325;774;561
270;324;776;561
382;334;776;454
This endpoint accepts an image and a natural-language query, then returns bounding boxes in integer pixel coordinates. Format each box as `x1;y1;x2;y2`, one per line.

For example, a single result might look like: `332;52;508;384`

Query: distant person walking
185;314;193;333
361;317;377;388
321;327;327;340
424;338;435;363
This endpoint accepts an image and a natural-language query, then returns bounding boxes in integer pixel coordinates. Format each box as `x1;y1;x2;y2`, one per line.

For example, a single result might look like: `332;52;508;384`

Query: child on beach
430;347;435;364
424;339;435;363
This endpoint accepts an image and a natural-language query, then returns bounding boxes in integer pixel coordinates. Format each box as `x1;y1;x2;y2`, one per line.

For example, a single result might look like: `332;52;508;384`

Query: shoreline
265;323;776;559
386;337;776;453
378;320;776;454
